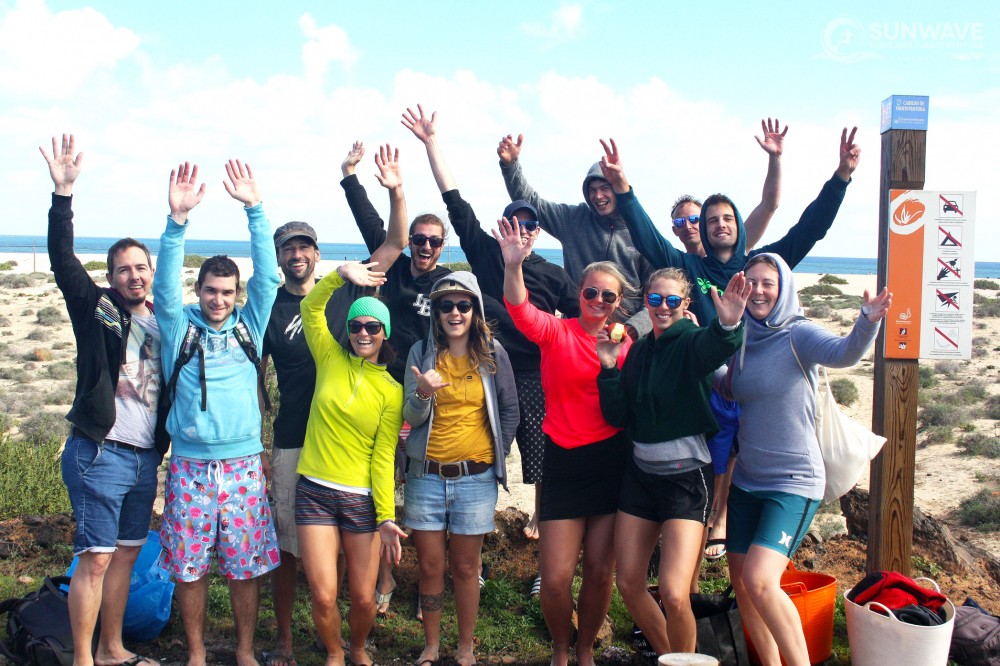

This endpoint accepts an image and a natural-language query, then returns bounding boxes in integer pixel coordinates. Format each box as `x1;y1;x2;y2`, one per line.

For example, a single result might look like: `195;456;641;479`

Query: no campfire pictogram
934;327;960;350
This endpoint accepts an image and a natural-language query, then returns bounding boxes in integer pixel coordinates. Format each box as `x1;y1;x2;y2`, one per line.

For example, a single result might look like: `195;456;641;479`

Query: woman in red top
497;217;631;666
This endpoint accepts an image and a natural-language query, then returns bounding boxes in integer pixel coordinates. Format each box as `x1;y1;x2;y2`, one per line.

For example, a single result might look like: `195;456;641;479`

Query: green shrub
824;295;864;310
36;307;64;325
918;365;936;389
46;361;76;380
0;368;29;383
818;274;848;285
83;260;107;271
18;412;69;446
0;432;70;518
975;279;1000;290
934;360;961;378
0;260;16;271
959;489;1000;531
800;284;843;297
919;402;965;428
923;425;954;445
959;433;1000;458
806;303;832;319
974;292;1000;317
183;254;206;268
830;378;859;407
26;329;51;341
442;260;472;272
0;274;33;288
984;396;1000;420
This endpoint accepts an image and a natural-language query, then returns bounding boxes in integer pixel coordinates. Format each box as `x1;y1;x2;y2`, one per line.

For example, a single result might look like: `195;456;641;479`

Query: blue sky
2;0;997;259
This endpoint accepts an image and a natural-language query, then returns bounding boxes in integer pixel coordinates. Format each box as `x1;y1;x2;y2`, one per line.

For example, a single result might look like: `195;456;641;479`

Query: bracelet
377;519;395;528
415;389;431;401
861;304;872;317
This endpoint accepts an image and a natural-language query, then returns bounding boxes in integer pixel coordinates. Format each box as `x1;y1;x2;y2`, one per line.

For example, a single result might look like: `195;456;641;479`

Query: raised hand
168;162;207;224
497;133;523;164
378;521;407;565
492;216;535;266
710;272;752;327
754;118;788;157
861;287;892;323
598;138;628;193
410;365;451;397
39;134;84;195
341;141;365;177
223;159;262;207
401;104;437;143
836;127;861;181
373;144;402;190
337;260;387;288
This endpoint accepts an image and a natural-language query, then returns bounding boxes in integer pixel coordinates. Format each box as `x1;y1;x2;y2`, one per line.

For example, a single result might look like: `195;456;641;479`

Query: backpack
951;598;1000;666
160;319;271;417
0;576;95;666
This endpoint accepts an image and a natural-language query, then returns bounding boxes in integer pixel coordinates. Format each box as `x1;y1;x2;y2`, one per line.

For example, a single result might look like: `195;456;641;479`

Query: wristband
377;519;395;528
719;321;740;331
861;304;872;317
415;389;431;401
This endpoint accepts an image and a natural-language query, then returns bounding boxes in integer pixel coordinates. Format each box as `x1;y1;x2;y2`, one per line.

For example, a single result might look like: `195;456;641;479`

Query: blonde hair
579;261;636;321
646;267;692;298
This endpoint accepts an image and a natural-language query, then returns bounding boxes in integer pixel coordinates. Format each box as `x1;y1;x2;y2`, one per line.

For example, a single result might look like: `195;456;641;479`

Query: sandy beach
1;250;996;557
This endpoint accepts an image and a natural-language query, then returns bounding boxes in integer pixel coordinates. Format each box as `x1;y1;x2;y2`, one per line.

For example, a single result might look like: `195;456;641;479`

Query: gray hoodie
403;271;520;489
730;253;880;498
500;158;654;335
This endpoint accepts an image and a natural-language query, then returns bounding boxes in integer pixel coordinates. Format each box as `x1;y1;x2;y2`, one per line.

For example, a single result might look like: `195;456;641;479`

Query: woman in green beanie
295;260;406;666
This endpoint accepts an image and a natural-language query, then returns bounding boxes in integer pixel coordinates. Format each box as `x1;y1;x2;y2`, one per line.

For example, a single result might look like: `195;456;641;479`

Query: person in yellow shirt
403;271;519;666
295;260;406;666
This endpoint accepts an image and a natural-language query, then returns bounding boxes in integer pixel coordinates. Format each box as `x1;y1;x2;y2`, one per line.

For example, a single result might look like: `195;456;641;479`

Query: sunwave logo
890;197;926;236
820;17;985;64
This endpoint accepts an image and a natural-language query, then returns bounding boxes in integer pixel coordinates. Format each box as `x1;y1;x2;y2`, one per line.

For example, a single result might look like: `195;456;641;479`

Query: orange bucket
745;563;836;665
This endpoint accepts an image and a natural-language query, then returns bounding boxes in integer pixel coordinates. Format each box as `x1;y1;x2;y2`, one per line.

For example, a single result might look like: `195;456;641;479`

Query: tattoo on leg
419;592;445;612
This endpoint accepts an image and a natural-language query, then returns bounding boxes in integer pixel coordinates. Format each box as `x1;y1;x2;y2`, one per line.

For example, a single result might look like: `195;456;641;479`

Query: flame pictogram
893;198;925;227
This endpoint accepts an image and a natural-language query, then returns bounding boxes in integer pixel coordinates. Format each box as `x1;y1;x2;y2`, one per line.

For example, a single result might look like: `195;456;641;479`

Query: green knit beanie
347;297;391;338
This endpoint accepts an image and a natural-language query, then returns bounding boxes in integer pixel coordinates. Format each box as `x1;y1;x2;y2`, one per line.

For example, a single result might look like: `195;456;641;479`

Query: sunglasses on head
410;234;445;248
672;214;700;228
646;293;684;309
347;320;384;335
517;219;540;232
581;287;619;304
436;299;474;314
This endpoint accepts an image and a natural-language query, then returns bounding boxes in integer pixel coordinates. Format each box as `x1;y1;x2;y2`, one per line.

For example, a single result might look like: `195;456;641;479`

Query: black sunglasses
347;320;384;335
436;299;474;314
581;287;619;304
518;219;541;232
410;234;445;248
672;214;700;228
646;293;684;308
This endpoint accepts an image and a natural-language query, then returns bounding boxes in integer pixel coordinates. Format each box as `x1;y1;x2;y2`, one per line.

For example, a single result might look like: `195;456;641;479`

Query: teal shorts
726;485;821;558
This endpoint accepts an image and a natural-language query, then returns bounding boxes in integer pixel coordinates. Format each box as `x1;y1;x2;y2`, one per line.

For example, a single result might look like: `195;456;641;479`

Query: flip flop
530;574;542;597
704;537;727;561
375;577;397;614
261;651;296;666
478;562;491;588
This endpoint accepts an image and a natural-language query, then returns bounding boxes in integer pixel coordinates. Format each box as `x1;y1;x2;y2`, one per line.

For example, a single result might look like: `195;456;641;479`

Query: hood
581;162;618;220
698;195;748;289
426;270;484;341
184;302;240;333
737;252;804;369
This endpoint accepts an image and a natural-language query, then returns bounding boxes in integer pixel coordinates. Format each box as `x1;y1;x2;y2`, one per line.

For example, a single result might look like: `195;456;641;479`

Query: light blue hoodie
153;204;279;460
730;253;879;498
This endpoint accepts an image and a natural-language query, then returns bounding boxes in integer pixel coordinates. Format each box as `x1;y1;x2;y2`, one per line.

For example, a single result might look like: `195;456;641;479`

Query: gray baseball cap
273;221;318;249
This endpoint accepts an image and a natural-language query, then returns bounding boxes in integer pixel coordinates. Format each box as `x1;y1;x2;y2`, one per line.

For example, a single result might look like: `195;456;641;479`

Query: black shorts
539;432;628;521
618;459;713;524
514;372;546;484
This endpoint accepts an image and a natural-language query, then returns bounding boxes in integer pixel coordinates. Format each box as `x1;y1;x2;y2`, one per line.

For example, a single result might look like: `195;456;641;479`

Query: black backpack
0;576;97;666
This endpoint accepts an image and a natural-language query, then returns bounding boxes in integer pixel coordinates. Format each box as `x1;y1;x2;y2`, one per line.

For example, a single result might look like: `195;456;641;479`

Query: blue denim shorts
726;485;821;558
61;432;159;555
404;465;498;535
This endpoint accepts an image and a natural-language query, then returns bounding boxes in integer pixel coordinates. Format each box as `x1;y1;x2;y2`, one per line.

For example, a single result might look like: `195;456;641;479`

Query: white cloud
520;4;583;44
0;0;139;98
299;12;359;85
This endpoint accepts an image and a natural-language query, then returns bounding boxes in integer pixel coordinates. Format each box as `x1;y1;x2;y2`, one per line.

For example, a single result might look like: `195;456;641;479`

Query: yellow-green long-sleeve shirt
297;271;403;524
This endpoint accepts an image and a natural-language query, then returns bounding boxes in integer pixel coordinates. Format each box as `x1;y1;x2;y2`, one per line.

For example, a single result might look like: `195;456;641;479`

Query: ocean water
3;235;1000;278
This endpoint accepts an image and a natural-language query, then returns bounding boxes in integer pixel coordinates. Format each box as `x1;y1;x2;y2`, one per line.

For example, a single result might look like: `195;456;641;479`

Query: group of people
44;104;890;666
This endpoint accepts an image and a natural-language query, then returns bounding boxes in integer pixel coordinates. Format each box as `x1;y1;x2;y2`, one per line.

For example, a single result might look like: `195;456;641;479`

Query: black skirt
539;432;628;521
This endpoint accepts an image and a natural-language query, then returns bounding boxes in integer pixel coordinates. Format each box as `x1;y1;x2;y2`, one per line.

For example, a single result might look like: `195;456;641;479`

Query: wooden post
868;129;926;574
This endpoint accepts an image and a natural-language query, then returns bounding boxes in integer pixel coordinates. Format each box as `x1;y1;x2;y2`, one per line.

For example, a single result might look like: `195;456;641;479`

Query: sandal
530;574;542;597
704;537;727;561
375;577;397;614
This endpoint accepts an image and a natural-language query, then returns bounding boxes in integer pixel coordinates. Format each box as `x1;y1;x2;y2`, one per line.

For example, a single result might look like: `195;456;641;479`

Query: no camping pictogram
936;257;961;280
935;290;960;311
934;326;960;350
938;226;962;248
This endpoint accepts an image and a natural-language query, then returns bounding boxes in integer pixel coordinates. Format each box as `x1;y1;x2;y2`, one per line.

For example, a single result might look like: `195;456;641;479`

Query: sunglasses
347;320;384;335
672;214;700;228
436;299;474;314
518;219;540;232
581;287;619;304
646;293;684;309
410;234;445;248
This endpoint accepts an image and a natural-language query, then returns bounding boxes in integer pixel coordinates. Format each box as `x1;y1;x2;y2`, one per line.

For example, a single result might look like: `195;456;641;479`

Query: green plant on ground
18;411;69;445
922;425;954;446
799;284;843;297
918;364;936;389
911;554;944;578
0;431;70;518
27;328;51;341
183;254;206;268
934;360;961;378
46;360;76;380
0;367;30;382
973;292;1000;317
975;279;1000;290
919;402;966;429
806;303;832;319
0;260;17;270
83;260;107;271
824;295;864;310
959;489;1000;531
36;306;64;325
984;396;1000;420
829;378;859;407
958;433;1000;458
0;274;34;288
442;260;472;272
818;274;848;285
